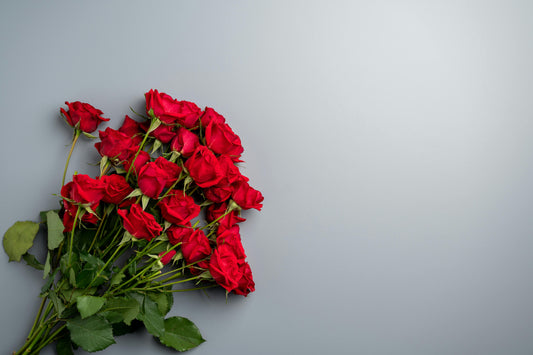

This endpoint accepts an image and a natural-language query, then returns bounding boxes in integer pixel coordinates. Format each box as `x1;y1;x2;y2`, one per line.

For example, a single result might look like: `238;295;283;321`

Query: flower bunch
3;90;263;354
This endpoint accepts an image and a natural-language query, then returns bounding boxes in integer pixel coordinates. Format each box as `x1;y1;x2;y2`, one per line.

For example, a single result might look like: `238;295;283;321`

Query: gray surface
2;0;533;354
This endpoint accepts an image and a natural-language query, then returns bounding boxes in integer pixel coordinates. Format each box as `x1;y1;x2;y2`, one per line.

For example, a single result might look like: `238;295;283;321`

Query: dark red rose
170;127;200;158
117;204;162;241
234;262;255;296
95;127;136;162
119;115;143;145
205;121;244;159
181;229;212;265
159;250;177;265
70;174;106;205
216;225;246;262
166;224;194;245
184;146;223;188
158;190;200;225
206;203;246;231
145;89;202;128
209;244;242;292
204;155;243;203
60;101;109;133
123;149;150;176
138;161;167;198
200;107;226;128
140;120;176;144
154;157;182;188
232;179;264;211
101;174;133;204
60;180;101;232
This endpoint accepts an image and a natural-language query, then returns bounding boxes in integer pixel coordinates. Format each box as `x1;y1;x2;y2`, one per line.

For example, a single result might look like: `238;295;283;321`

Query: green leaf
49;290;65;317
137;295;164;337
148;292;173;316
110;271;125;286
67;315;115;352
100;298;139;325
41;269;58;295
77;296;106;319
158;316;205;351
56;336;75;355
43;252;51;279
3;221;39;261
22;252;44;270
46;210;64;250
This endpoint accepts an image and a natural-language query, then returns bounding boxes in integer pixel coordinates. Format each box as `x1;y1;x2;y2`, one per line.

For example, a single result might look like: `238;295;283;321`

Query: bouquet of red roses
3;90;263;354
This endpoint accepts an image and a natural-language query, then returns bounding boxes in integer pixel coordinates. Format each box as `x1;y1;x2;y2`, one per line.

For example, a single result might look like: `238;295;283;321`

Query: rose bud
158;190;200;225
138;161;167;199
145;89;202;128
234;262;255;296
184;146;223;188
95;127;135;163
232;179;264;211
60;101;109;133
199;107;226;128
205;121;244;160
170;127;200;158
101;174;133;204
209;244;242;292
154;157;182;188
159;250;177;265
118;115;144;145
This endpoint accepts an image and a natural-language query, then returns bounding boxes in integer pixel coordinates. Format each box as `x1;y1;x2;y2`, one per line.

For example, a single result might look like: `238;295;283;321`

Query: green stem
68;206;82;266
28;298;47;339
125;127;151;181
88;209;108;253
61;129;81;187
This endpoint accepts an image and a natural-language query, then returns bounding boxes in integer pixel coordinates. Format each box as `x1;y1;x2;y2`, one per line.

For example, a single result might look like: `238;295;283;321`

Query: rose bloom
216;225;246;262
61;101;109;133
200;107;226;127
232;178;264;211
69;174;106;205
145;89;202;128
209;244;242;292
118;115;144;145
166;224;193;245
234;262;255;296
138;161;167;199
123;149;150;176
117;204;162;241
170;127;200;158
154;157;182;188
140;120;177;144
205;121;244;160
181;229;212;265
60;180;100;232
101;174;133;204
158;190;200;225
95;127;136;162
204;155;243;203
184;146;223;188
205;202;246;231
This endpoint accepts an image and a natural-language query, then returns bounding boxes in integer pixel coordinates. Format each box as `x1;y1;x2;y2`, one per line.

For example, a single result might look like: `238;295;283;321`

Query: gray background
1;0;533;354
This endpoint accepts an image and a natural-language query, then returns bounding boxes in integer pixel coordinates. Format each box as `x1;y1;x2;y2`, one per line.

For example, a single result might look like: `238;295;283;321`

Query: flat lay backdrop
2;1;533;354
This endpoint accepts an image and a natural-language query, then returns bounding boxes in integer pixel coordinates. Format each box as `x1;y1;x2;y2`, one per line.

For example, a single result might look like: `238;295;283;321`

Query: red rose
145;89;202;128
204;155;243;203
232;179;264;211
140;120;176;143
60;101;109;133
158;190;200;225
154;157;182;188
69;174;106;205
234;262;255;296
167;225;194;245
181;229;212;265
60;181;100;232
101;174;133;204
138;162;167;199
170;127;200;158
216;225;246;262
123;149;150;176
206;203;246;231
95;127;136;162
184;146;223;188
119;115;143;145
209;244;242;292
159;250;177;265
117;204;162;241
200;107;226;127
205;121;244;159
